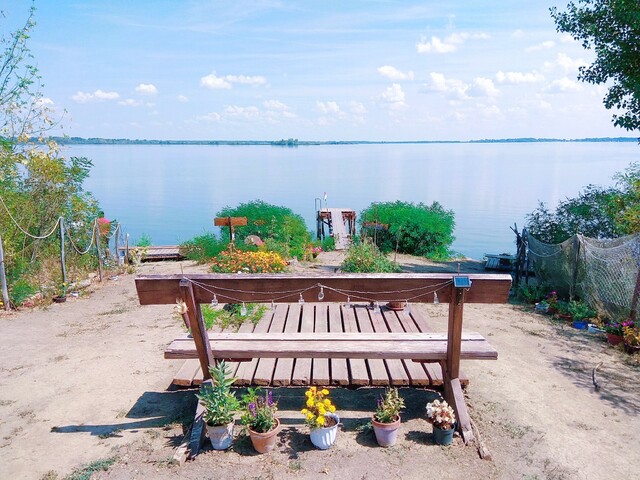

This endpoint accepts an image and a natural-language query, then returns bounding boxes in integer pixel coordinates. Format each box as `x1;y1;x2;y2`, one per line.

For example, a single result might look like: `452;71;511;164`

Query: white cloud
200;72;232;89
316;101;341;114
544;53;588;73
417;35;457;54
379;83;406;110
546;76;582;93
177;95;189;103
200;71;267;89
349;101;367;116
263;99;296;119
496;70;545;84
526;40;556;52
225;74;267;86
36;97;54;106
469;77;499;97
71;89;119;103
119;98;143;107
427;73;468;100
135;83;158;95
417;32;488;54
378;65;415;81
196;112;222;122
224;105;260;119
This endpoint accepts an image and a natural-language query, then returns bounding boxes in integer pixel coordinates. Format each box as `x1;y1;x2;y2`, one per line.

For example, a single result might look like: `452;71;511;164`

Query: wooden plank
272;304;301;386
214;217;248;227
408;310;445;386
291;304;314;385
164;337;498;360
384;309;430;386
234;306;274;385
179;280;214;381
135;273;513;306
353;305;388;385
447;284;464;380
312;304;330;385
173;359;201;387
449;377;474;444
341;304;369;386
328;304;349;385
188;382;209;459
253;304;288;385
175;332;487;342
370;306;409;386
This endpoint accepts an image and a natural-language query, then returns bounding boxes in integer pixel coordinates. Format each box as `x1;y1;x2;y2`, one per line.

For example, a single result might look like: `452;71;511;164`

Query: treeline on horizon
16;136;639;146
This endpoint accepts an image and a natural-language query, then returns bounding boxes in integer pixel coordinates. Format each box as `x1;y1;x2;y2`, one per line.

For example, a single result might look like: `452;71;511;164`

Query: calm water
68;142;638;260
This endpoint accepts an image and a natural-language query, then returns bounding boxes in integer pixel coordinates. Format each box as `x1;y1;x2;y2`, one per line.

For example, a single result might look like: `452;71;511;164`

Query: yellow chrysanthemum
301;409;308;415
329;405;336;412
306;398;314;408
318;405;326;415
323;399;331;406
316;416;325;427
306;413;315;421
321;389;329;395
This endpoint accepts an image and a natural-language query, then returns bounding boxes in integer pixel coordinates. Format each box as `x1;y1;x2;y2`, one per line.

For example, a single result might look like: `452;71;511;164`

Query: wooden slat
342;305;369;386
165;337;498;360
328;304;349;385
184;332;487;341
173;359;201;387
291;304;314;385
383;309;430;386
312;305;330;385
136;273;513;305
370;306;409;386
254;304;288;385
407;310;445;386
353;306;388;385
234;306;274;385
272;304;301;386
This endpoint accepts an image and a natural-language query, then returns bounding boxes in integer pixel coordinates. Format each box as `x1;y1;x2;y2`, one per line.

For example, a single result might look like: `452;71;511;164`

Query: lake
68;142;638;260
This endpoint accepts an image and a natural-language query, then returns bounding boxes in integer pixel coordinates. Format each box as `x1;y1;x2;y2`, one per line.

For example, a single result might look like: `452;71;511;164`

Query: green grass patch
64;457;117;480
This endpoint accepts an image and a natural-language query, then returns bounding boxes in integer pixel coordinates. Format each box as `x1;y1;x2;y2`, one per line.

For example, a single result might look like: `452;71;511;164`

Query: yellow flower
316;416;325;427
301;409;308;415
323;399;331;406
306;398;314;408
318;405;326;415
306;413;314;421
321;389;329;395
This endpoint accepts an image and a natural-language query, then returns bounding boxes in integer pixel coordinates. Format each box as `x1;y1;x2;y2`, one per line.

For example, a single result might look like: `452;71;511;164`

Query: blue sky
7;0;626;141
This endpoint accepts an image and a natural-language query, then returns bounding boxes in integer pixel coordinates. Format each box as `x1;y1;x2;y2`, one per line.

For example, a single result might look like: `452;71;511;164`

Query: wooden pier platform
119;245;184;261
170;303;468;388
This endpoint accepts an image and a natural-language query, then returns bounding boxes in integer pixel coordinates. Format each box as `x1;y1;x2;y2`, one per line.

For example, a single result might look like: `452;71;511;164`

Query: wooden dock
317;208;356;250
170;303;468;388
119;245;184;261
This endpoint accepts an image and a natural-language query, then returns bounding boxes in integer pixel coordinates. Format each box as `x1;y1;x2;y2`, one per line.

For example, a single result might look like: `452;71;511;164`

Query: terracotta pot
607;333;624;346
557;313;573;322
386;301;405;311
372;414;401;447
52;295;67;303
248;418;280;454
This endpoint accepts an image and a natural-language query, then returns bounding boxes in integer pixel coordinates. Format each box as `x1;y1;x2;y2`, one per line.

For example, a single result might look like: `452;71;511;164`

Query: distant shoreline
44;136;639;146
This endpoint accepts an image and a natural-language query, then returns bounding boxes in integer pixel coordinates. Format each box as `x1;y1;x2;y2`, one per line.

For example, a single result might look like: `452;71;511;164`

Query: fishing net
528;232;640;322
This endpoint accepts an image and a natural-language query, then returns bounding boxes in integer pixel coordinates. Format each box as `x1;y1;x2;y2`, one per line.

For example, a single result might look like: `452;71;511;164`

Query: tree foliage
360;201;455;261
216;200;311;258
526;161;640;243
550;1;640;131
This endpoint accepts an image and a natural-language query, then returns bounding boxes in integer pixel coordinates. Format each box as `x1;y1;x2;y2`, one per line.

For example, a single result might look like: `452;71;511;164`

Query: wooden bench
135;272;511;455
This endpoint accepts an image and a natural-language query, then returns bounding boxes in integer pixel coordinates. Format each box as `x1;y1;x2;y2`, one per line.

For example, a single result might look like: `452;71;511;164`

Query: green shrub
341;238;401;273
9;279;38;306
319;236;335;252
359;201;455;261
180;232;227;263
216;200;311;259
513;284;548;304
135;233;152;247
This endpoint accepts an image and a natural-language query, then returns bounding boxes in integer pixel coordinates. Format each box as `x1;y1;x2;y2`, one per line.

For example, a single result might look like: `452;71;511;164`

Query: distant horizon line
38;135;640;146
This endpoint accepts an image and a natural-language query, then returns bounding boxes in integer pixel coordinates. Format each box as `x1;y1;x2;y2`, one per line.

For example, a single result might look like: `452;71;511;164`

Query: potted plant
604;321;625;345
623;324;639;354
534;300;549;314
568;300;595;329
555;300;572;321
196;361;239;450
240;387;280;453
301;386;339;449
426;398;456;446
53;282;68;303
371;388;405;447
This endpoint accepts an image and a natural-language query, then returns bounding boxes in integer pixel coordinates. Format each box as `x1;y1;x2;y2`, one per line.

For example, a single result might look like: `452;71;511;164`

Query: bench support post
444;284;474;444
179;279;214;381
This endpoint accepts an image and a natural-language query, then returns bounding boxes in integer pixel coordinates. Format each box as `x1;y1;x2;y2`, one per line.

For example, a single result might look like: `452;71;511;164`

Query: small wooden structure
135;272;511;457
317;208;356;250
214;216;247;243
118;245;185;262
484;254;515;271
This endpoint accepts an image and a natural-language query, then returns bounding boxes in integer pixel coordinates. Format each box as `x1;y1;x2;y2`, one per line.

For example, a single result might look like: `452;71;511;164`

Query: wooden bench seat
165;332;498;361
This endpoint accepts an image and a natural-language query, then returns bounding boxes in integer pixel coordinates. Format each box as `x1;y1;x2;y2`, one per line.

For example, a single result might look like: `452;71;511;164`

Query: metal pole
0;232;10;310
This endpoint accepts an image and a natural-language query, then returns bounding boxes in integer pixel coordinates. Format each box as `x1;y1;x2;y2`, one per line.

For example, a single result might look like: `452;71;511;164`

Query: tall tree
550;1;640;132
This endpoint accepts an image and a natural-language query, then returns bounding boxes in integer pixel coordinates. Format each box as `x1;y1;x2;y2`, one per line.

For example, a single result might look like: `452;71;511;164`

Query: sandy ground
0;252;638;480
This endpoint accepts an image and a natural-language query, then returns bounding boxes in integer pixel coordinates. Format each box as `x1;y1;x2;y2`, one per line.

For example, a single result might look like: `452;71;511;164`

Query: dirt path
0;255;638;479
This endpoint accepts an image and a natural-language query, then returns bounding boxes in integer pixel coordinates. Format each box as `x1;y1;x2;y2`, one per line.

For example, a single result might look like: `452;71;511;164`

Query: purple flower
267;390;273;406
248;402;256;417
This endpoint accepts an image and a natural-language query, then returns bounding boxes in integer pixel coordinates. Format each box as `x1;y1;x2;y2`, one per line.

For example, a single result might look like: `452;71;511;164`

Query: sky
4;0;628;141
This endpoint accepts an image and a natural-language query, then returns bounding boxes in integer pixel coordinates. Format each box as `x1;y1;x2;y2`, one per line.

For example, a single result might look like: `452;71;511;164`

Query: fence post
59;217;67;288
0;232;10;310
